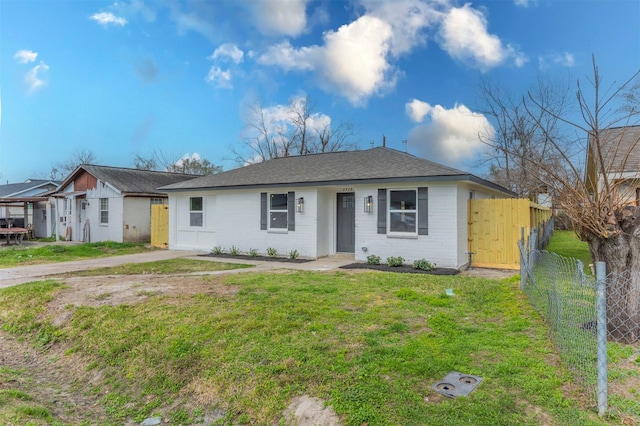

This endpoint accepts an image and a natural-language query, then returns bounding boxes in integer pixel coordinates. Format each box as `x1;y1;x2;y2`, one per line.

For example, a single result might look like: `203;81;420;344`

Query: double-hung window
269;193;288;230
189;197;203;227
99;198;109;225
389;189;417;234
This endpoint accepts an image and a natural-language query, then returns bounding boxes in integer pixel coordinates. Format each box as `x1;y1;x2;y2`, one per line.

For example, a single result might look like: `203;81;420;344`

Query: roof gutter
160;174;515;196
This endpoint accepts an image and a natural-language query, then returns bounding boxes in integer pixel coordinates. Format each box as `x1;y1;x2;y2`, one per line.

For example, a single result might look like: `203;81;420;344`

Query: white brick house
161;148;514;269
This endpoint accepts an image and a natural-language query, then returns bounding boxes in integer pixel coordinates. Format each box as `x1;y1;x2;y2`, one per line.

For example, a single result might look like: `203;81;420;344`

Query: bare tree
235;95;357;163
132;153;157;171
486;58;640;342
50;148;96;180
476;76;570;198
166;156;222;175
132;150;221;175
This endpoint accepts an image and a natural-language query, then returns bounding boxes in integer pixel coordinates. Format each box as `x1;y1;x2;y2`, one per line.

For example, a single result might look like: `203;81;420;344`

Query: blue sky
1;0;639;183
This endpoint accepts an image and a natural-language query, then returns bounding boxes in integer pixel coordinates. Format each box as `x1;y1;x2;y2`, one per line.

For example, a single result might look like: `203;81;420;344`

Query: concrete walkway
0;250;356;288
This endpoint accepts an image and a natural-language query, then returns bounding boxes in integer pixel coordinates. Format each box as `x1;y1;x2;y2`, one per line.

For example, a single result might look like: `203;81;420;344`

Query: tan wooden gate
468;198;551;269
151;204;169;249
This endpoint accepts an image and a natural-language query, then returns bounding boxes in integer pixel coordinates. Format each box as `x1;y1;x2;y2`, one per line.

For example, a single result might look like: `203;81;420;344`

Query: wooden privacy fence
151;204;169;249
468;198;551;269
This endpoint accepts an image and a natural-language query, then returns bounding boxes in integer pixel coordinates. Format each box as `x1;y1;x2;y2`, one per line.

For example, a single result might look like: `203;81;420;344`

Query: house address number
342;187;353;192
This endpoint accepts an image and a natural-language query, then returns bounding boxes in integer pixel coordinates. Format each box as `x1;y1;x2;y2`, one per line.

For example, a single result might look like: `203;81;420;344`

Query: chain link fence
519;229;611;416
520;226;640;418
520;249;601;401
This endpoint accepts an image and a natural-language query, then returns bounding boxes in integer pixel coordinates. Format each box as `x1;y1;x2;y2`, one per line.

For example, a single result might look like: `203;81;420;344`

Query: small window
100;198;109;224
269;193;288;229
190;197;203;227
389;189;416;233
150;198;166;205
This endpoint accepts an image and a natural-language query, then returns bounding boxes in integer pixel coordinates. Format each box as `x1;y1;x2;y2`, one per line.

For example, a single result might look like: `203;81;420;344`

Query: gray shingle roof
0;180;59;197
595;126;640;173
67;165;199;195
160;147;509;193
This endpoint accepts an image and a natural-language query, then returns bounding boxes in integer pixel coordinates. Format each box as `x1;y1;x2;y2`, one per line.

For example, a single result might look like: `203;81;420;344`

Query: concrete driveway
0;249;355;288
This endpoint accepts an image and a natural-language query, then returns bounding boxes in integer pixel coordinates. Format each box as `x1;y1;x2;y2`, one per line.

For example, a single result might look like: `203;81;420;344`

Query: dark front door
337;193;355;253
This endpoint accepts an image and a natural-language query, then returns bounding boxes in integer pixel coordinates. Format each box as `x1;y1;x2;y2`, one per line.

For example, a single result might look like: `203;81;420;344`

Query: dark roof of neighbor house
59;165;199;196
592;126;640;173
160;147;512;194
0;179;59;198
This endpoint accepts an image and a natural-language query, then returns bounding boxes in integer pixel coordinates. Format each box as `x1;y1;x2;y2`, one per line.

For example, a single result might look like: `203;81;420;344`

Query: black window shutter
418;187;428;235
377;188;386;234
288;191;295;231
260;192;267;230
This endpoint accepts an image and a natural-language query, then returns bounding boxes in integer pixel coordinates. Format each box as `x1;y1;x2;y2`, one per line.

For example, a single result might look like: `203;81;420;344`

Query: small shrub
413;258;435;271
266;247;278;258
289;249;299;260
248;248;258;258
212;245;224;255
387;256;404;267
367;255;381;265
229;245;240;256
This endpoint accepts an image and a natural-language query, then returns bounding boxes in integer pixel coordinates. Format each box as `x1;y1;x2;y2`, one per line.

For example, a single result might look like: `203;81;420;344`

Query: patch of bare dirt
461;268;518;279
0;329;108;424
45;274;238;325
282;395;342;426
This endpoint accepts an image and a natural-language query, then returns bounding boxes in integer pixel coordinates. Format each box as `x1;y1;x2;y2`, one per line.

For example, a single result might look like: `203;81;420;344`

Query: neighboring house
160;147;514;269
585;125;640;204
52;165;197;243
0;179;59;237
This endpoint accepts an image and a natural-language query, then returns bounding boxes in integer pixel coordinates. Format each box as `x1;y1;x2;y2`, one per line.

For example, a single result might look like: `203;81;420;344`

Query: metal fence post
596;261;608;417
520;227;526;290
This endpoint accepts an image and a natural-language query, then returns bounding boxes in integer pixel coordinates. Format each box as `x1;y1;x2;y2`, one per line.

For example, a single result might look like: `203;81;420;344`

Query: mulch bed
199;253;312;263
339;263;459;275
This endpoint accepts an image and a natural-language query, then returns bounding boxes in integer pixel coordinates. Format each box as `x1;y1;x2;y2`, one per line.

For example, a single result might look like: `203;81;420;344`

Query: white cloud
514;0;533;7
25;61;49;93
210;44;244;64
251;0;308;37
90;11;128;27
360;0;440;56
406;99;432;123
319;15;396;105
539;52;575;69
438;4;525;71
407;100;494;163
258;40;318;71
14;49;38;64
259;15;396;106
205;66;232;89
205;44;245;89
167;1;217;41
258;1;523;104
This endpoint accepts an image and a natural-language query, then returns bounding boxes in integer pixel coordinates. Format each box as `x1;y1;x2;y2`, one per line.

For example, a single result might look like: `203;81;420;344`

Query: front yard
0;258;609;425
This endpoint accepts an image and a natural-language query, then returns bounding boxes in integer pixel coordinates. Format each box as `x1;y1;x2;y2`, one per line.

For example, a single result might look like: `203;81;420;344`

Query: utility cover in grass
432;372;483;398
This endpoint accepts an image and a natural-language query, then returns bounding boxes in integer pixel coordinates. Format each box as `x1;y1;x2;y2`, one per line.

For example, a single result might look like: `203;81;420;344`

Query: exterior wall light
364;195;373;212
296;197;304;213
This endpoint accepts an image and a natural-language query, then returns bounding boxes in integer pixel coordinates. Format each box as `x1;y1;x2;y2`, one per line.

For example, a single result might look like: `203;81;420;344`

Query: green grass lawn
0;241;156;268
57;258;253;276
0;270;610;426
545;230;592;268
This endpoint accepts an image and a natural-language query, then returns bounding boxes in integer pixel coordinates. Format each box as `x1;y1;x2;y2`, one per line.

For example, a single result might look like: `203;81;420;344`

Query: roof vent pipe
382;135;386;147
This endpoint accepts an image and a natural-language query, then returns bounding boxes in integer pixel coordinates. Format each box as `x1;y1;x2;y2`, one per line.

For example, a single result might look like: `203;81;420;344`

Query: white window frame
269;192;288;231
189;197;203;227
387;188;418;236
99;198;109;225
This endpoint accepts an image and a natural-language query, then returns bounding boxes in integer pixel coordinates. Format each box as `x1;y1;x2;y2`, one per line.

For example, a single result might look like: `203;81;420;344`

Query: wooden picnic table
0;227;28;245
